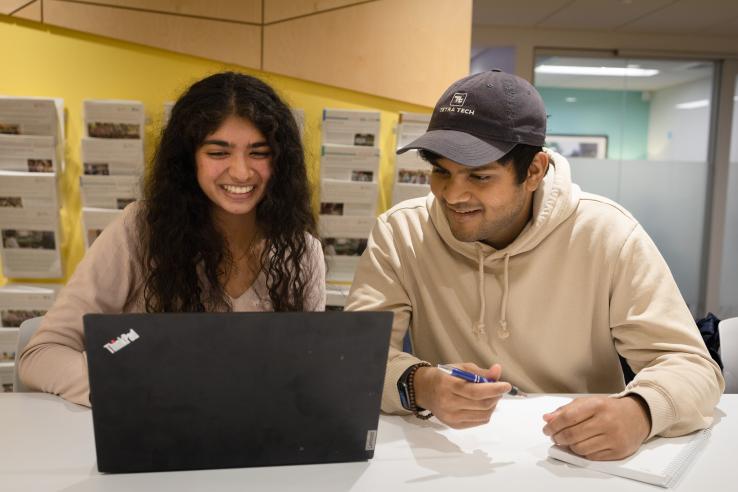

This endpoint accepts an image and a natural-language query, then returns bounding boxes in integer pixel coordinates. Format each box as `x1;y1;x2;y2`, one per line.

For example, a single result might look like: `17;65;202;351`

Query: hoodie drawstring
473;247;511;340
498;253;511;339
473;246;487;337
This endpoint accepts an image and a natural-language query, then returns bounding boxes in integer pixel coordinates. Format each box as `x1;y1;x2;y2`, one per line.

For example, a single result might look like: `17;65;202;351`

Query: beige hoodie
346;151;723;438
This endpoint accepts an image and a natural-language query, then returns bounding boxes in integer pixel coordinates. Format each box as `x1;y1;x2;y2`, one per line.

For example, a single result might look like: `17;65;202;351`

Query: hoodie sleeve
610;224;724;438
345;216;422;414
17;205;141;407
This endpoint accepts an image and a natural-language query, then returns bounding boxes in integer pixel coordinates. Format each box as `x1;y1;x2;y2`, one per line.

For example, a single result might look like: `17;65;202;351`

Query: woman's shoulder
89;200;145;256
304;231;321;247
303;232;324;260
120;200;145;226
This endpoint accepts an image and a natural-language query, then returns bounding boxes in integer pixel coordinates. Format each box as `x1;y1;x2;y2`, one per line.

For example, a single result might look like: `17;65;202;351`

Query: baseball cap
397;69;547;167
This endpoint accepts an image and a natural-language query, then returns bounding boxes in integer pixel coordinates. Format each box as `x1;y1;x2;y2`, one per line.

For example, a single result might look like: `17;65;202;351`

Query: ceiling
472;0;738;37
472;0;736;90
534;56;714;90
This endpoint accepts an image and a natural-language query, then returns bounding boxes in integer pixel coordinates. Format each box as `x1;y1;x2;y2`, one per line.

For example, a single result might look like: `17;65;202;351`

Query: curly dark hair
139;71;318;312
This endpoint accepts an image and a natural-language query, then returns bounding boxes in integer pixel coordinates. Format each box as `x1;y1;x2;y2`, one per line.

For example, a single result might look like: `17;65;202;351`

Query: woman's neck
213;209;265;299
212;209;260;258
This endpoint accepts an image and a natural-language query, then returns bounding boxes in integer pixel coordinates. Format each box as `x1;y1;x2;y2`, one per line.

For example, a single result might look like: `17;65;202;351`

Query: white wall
648;78;712;161
570;158;706;315
721;157;738;317
470;47;516;75
566;78;715;315
720;80;738;318
645;76;738;318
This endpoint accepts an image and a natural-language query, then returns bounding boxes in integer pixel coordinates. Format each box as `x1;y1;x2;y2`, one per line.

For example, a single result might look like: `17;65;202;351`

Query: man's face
429;157;534;249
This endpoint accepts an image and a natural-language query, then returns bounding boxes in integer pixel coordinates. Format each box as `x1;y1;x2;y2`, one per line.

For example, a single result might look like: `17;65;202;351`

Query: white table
1;393;734;491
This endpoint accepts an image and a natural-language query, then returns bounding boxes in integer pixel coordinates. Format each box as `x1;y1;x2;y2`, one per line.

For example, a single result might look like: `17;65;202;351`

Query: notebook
83;311;392;473
548;428;711;488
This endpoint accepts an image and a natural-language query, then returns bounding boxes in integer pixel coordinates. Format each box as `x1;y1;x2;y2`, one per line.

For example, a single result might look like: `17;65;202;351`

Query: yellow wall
0;16;431;286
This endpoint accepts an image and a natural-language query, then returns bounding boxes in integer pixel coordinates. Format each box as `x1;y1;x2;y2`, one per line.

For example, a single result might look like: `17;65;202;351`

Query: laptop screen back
84;311;392;473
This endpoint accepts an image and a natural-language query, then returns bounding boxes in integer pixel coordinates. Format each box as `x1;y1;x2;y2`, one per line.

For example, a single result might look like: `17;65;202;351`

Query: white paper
323;236;367;257
322;109;380;147
319;215;374;239
0;206;63;278
320;144;380;182
83;100;145;139
392;111;432;207
0;324;16;391
548;429;711;488
391;149;431;206
0;284;55;328
398;111;431;125
81;138;144;176
396;148;428;171
0;355;13;391
0;171;58;209
396;162;430;185
291;108;305;138
0;328;17;364
396;111;430;148
320;215;374;284
82;207;123;248
392;183;431;204
0;135;58;173
0;96;65;172
320;178;378;217
162;101;174;126
325;283;350;309
0;96;64;141
80;175;140;209
0;172;62;275
323;240;367;283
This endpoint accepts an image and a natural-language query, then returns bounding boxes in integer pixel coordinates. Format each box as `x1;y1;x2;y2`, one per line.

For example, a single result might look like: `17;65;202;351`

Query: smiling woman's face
195;115;273;221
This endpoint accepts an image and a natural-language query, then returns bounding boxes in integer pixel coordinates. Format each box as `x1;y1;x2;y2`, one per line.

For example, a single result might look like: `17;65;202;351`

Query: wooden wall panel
4;0;473;105
66;0;262;24
264;0;367;23
13;0;40;21
263;0;472;107
44;0;262;69
0;0;32;15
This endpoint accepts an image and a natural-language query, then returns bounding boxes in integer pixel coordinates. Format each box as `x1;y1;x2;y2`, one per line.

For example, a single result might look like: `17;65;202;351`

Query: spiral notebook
547;428;711;488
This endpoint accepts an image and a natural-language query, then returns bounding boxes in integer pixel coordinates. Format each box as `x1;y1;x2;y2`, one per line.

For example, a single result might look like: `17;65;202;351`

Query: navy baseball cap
397;69;547;167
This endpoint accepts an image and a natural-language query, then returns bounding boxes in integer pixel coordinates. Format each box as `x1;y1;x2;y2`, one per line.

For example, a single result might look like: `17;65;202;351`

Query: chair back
13;316;43;392
719;317;738;393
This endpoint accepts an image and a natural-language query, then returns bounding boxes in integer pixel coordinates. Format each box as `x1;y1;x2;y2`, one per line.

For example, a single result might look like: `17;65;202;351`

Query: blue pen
437;364;527;397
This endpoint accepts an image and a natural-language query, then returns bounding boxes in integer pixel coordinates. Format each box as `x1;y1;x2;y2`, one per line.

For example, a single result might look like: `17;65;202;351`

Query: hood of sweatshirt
427;150;581;338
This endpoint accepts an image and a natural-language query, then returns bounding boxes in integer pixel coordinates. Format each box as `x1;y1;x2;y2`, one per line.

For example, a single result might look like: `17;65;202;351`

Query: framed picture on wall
545;134;608;159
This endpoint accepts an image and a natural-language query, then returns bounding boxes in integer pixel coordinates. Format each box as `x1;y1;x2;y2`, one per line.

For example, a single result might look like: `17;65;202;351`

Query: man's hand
413;363;511;429
542;395;652;460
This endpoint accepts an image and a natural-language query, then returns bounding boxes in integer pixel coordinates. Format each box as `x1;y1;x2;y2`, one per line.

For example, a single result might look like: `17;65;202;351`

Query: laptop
83;311;392;473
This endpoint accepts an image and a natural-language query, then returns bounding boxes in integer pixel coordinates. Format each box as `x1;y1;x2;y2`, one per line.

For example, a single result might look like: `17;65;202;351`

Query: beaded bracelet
405;362;433;420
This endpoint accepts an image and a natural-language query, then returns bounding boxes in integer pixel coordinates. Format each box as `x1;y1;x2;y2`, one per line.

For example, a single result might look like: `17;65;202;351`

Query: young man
345;70;724;460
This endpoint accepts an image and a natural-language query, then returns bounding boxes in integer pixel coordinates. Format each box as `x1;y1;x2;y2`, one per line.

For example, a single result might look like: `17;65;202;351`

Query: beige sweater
346;151;724;439
18;203;326;406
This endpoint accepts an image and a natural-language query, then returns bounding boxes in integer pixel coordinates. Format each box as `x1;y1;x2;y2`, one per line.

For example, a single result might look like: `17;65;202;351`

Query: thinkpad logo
450;92;467;106
103;329;140;354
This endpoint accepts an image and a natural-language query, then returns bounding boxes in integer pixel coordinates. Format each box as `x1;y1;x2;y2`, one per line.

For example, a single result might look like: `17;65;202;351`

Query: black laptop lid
83;311;392;473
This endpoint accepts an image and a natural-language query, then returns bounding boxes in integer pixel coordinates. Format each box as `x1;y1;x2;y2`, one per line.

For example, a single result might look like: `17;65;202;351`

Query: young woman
18;72;325;406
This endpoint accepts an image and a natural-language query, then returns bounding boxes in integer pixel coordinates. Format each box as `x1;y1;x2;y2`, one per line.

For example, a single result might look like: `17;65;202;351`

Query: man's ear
525;152;549;192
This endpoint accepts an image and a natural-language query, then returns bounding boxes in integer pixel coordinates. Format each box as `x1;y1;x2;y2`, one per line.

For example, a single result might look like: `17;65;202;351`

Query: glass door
534;54;716;315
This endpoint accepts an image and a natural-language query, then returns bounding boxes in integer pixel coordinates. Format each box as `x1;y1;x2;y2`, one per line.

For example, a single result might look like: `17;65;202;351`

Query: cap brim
397;130;516;167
